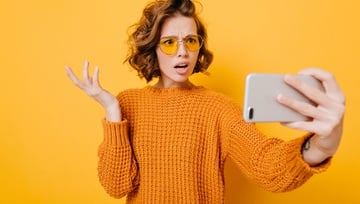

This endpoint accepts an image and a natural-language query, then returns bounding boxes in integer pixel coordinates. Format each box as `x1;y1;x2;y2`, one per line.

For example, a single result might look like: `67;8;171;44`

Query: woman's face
155;14;200;88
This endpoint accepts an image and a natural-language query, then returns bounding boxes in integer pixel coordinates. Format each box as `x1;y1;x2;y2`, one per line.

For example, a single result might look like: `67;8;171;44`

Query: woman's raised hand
65;60;121;122
277;68;345;166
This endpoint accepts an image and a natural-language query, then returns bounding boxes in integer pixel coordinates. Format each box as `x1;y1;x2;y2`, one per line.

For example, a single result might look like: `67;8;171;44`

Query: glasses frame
158;34;204;56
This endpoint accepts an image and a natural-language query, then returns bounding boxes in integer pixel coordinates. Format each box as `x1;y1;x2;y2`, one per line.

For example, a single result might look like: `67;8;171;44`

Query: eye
160;38;176;46
185;36;199;44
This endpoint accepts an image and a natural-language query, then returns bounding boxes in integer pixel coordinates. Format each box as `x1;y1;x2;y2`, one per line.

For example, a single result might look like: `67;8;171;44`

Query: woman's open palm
65;60;121;122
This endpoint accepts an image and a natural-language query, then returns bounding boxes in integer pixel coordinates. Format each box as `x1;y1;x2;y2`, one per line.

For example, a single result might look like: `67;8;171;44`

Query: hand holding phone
243;73;324;123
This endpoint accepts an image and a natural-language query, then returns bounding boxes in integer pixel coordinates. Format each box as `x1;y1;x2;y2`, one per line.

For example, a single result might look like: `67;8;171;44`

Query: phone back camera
248;107;254;120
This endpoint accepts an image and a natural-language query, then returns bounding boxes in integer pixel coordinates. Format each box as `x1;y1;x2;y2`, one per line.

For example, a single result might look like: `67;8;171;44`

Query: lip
174;61;189;68
173;61;189;75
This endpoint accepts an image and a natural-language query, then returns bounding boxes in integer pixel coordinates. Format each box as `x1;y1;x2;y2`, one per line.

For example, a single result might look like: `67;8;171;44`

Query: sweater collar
144;85;205;94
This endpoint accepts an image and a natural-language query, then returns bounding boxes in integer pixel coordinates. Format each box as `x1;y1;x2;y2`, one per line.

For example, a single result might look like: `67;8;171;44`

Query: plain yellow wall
1;0;359;203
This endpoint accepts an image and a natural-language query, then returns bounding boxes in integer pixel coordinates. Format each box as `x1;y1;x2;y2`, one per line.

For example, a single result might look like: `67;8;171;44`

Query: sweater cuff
102;118;129;147
287;135;331;177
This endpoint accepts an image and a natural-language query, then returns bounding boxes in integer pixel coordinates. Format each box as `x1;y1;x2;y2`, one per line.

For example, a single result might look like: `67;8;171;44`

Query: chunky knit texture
98;85;330;203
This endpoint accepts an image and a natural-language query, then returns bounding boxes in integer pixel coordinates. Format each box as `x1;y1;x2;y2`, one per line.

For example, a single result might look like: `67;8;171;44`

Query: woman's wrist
104;100;121;122
302;135;332;166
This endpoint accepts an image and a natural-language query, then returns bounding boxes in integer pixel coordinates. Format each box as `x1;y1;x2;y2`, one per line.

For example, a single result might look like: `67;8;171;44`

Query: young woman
65;0;345;203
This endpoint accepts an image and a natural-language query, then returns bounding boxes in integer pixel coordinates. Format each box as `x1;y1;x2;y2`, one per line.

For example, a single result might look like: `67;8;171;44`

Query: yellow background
1;0;359;203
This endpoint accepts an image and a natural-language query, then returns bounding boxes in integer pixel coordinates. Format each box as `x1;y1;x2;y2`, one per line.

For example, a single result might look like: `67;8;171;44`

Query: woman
65;0;345;203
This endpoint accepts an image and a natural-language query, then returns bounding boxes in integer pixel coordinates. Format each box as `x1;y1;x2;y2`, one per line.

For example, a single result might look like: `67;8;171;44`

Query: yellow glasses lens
159;35;203;55
184;36;201;51
159;37;178;55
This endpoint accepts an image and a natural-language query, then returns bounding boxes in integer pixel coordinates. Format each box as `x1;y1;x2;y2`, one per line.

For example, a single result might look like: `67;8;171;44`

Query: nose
177;41;188;57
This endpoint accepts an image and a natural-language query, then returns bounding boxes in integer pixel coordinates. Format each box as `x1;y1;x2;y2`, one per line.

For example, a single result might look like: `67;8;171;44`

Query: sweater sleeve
222;100;331;192
97;119;139;198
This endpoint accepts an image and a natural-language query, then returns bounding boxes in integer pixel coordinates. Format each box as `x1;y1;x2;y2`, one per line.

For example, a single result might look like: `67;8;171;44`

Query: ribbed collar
144;85;205;94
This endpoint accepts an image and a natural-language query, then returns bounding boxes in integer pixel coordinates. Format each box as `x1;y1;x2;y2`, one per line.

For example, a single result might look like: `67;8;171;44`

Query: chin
173;75;191;82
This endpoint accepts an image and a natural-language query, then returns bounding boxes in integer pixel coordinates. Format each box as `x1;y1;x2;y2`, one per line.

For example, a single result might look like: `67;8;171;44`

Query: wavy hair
125;0;214;82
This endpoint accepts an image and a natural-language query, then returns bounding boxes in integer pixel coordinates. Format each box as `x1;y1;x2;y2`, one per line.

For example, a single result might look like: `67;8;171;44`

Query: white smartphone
243;73;323;123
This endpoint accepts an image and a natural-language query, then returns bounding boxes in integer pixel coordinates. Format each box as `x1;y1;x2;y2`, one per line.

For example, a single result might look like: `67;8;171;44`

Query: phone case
243;73;323;123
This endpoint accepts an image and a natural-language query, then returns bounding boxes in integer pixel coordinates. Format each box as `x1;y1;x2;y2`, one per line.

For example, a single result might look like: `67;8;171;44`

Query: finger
277;93;319;119
280;121;318;133
299;68;345;104
281;119;322;133
65;66;83;88
281;121;309;132
281;120;331;137
283;74;328;106
93;66;100;87
82;60;90;81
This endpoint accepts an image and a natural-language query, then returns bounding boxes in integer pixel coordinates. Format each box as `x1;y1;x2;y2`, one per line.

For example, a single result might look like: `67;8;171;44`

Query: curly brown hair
125;0;214;82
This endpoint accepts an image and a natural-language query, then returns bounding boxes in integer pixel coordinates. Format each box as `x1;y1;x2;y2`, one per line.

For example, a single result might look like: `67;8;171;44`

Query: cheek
156;49;171;68
190;52;200;64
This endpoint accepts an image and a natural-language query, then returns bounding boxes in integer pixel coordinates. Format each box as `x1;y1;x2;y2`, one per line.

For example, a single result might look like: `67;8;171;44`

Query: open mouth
174;64;188;69
173;63;189;75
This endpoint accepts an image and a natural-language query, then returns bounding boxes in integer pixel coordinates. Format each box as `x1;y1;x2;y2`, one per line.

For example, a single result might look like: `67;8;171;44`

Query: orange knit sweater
98;86;330;203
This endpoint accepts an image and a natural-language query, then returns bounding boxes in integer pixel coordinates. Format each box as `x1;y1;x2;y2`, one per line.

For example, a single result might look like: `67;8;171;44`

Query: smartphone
243;73;323;123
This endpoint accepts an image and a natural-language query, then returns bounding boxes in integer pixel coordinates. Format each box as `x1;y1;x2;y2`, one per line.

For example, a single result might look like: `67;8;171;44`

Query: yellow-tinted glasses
159;35;203;55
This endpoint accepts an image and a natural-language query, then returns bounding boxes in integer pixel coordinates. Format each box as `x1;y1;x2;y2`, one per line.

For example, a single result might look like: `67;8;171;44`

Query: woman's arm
66;60;139;196
97;120;139;198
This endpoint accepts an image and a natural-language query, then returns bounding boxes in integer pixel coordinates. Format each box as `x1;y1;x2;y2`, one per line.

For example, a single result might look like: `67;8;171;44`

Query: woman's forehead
160;15;197;37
